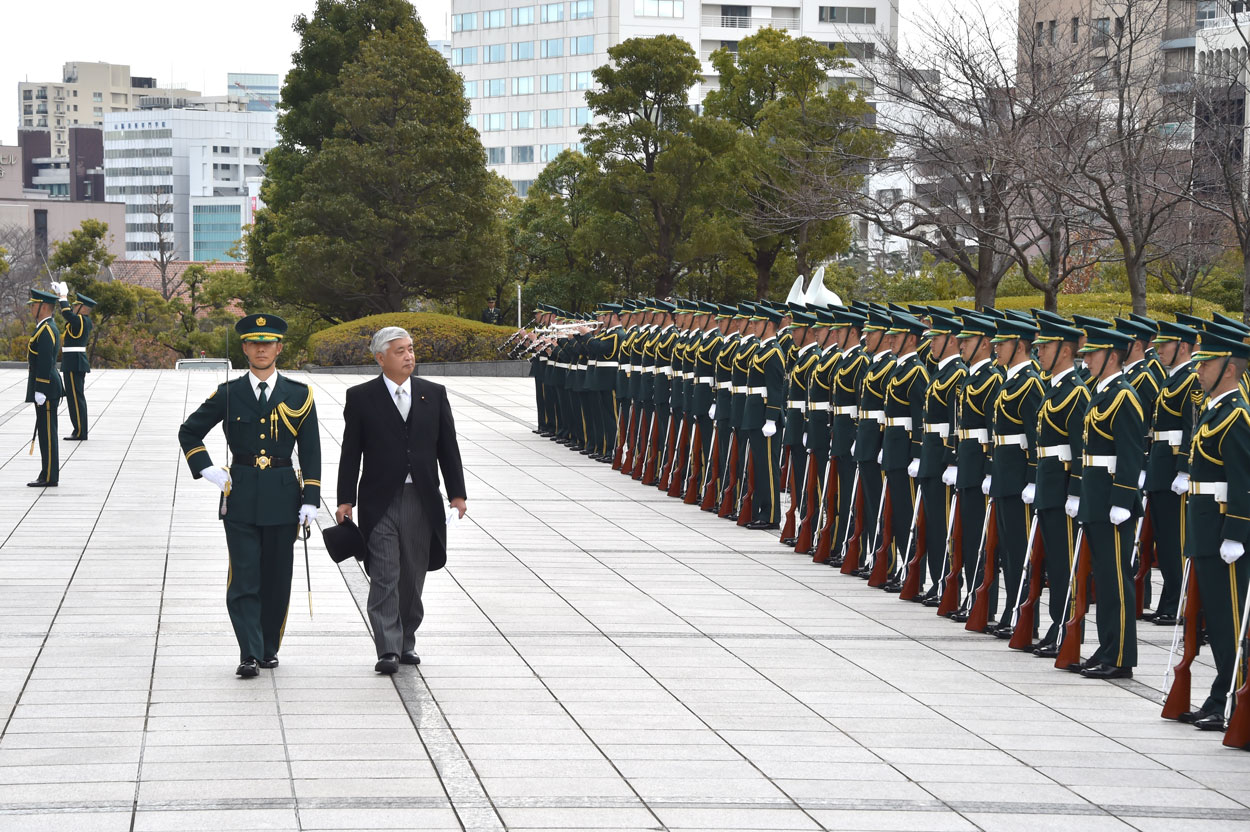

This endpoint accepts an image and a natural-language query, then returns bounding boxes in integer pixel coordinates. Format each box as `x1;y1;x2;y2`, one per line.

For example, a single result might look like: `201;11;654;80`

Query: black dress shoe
726;513;739;521
922;594;942;608
829;556;844;568
1195;711;1227;731
375;654;399;674
63;434;85;441
882;581;902;593
399;650;421;665
1081;663;1133;680
1033;642;1059;658
1152;614;1177;626
745;521;780;531
911;588;936;604
236;658;259;678
259;656;279;668
27;480;57;488
950;610;969;622
780;537;797;547
991;624;1015;639
1179;704;1219;724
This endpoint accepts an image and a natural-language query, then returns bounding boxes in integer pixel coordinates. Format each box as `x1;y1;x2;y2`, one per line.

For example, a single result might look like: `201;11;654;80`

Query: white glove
877;449;883;464
33;392;46;406
51;281;68;300
1065;496;1080;518
942;466;957;486
1220;539;1245;564
850;441;856;456
298;504;317;526
1137;471;1146;490
1170;473;1189;496
981;475;992;496
200;466;232;493
1022;483;1036;505
1109;506;1131;526
762;420;777;437
708;404;716;420
802;432;808;449
907;459;920;478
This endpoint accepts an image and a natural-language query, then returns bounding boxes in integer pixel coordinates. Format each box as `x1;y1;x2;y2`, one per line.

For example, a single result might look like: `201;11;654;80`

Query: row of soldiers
518;296;1250;748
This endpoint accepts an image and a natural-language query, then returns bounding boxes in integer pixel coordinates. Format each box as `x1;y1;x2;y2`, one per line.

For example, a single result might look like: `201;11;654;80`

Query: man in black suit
336;326;468;674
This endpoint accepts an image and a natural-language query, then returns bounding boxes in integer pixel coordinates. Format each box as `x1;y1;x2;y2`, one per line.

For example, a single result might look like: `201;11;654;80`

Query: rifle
953;499;992;621
780;449;804;543
794;454;822;554
1222;592;1250;748
659;412;687;492
965;499;1000;633
1008;512;1045;650
638;411;661;483
812;456;840;563
717;432;741;518
779;445;791;495
611;401;629;469
682;419;705;504
620;404;641;475
1054;528;1092;670
1132;498;1155;619
936;493;964;616
866;483;895;587
898;492;928;600
1161;559;1201;720
840;469;867;575
699;423;723;510
736;454;756;526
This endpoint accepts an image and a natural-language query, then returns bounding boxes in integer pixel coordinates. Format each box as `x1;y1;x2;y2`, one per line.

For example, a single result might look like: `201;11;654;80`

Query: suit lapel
231;375;260;419
374;375;408;435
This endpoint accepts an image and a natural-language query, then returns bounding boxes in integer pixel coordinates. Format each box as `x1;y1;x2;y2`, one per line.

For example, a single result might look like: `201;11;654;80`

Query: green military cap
1032;309;1070;327
760;306;785;324
863;309;892;332
951;305;979;317
888;312;928;337
1210;312;1250;337
1114;316;1156;343
1192;328;1250;362
907;304;935;318
956;314;998;339
1077;325;1134;354
654;300;676;312
814;308;836;326
1129;312;1158;332
990;316;1038;343
235;313;287;342
73;293;98;308
27;288;57;304
1072;313;1110;330
1154;320;1198;344
791;310;818;326
1034;317;1083;344
833;307;866;329
787;302;808;315
1003;309;1035;323
1202;318;1249;343
925;313;963;335
714;303;735;318
597;303;623;314
1174;311;1206;330
980;307;1007;320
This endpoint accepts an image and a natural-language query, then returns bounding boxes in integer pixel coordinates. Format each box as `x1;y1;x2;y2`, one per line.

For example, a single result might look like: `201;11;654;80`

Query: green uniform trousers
224;520;297;663
33;399;58;484
996;497;1029;626
746;427;782;524
1038;507;1076;646
1148;489;1184;618
1087;520;1138;669
885;469;915;577
62;370;87;439
1193;556;1250;711
920;478;951;587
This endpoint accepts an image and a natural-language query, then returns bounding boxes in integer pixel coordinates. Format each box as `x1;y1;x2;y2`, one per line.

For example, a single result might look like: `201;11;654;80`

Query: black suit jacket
337;375;467;571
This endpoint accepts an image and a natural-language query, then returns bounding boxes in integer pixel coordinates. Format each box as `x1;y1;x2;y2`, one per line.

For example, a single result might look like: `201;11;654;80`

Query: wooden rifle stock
717;433;741;518
867;487;895;587
794;456;822;554
840;474;867;575
1162;560;1201;720
780;450;802;542
812;457;839;563
1133;505;1155;619
611;402;629;469
1054;531;1092;670
936;496;964;616
736;455;756;526
899;496;928;600
1222;594;1250;748
700;425;723;510
640;412;663;484
1009;515;1046;650
660;413;688;492
621;406;642;475
682;421;705;503
965;501;1000;633
779;445;791;494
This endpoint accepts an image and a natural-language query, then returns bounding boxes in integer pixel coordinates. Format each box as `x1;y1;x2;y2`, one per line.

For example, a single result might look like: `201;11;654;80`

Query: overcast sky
3;0;960;147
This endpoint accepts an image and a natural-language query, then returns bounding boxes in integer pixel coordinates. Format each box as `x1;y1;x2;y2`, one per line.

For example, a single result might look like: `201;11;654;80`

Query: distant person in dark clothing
481;298;503;326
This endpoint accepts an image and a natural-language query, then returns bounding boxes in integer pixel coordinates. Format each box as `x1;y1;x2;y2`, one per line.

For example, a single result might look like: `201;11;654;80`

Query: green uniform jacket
713;332;738;419
26;316;63;402
652;327;677;409
1077;374;1145;523
742;337;785;430
1144;361;1201;490
854;352;895;462
881;352;928;472
806;346;841;455
783;343;822;445
58;301;92;373
179;374;322;526
830;345;867;458
989;364;1044;497
693;328;722;416
730;336;758;428
1034;368;1090;510
917;356;967;478
1187;390;1250;552
955;359;1004;489
1125;359;1162;434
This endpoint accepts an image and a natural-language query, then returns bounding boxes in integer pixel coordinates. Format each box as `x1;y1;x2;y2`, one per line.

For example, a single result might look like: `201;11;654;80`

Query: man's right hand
200;466;231;493
336;503;353;523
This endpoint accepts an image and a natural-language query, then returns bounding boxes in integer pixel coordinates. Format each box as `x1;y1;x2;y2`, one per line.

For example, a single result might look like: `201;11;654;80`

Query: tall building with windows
227;73;281;112
102;108;276;260
450;1;897;194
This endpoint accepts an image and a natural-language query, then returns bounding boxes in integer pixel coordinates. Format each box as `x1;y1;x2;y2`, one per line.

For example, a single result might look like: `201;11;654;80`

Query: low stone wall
303;359;530;377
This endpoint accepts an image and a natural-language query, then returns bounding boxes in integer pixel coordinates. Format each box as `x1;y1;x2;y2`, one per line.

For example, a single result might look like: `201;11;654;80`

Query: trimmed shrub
929;293;1223;322
306;312;516;367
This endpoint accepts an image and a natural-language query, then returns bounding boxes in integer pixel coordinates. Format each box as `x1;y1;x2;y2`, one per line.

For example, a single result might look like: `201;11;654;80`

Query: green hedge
929;293;1224;321
306;312;516;367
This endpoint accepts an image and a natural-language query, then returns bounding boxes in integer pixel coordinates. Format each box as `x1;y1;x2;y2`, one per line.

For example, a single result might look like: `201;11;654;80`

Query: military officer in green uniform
880;313;929;591
178;314;322;678
742;307;786;529
51;282;94;441
26;288;63;488
1177;328;1250;729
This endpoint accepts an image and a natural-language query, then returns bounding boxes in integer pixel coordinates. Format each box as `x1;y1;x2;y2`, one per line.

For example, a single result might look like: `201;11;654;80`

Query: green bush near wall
929;293;1225;322
306;312;516;367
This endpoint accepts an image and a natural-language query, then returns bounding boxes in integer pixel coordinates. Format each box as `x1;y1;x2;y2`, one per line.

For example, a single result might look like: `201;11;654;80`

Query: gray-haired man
336;327;468;673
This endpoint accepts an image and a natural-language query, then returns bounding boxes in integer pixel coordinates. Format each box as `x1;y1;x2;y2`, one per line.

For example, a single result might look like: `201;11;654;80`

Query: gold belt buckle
256;454;271;470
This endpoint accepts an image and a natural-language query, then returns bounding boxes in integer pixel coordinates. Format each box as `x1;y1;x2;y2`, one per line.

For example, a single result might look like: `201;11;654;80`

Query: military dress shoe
399;650;421;665
236;658;260;678
375;654;399;674
1178;704;1220;724
745;520;780;531
1081;663;1133;680
1194;711;1227;731
259;656;279;669
882;581;902;593
922;594;942;608
1033;642;1059;658
26;480;56;488
912;588;937;605
1064;655;1100;673
1152;614;1177;626
780;537;797;547
63;434;85;441
991;623;1015;640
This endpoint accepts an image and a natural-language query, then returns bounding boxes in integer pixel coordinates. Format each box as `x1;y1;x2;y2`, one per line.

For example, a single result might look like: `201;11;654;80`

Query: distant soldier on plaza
25;288;63;488
50;280;94;441
481;297;503;326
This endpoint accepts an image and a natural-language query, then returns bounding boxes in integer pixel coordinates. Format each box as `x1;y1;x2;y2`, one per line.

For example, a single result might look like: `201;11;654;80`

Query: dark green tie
258;380;268;408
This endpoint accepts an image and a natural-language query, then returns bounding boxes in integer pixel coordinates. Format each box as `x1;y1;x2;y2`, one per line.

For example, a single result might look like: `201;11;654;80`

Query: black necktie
258;380;268;408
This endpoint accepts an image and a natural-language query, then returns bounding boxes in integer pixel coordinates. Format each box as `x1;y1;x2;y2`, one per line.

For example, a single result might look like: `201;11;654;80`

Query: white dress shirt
248;370;279;400
382;375;413;483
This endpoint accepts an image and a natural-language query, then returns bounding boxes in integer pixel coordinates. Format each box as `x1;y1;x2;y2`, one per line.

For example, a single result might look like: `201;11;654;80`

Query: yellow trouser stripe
767;435;775;522
44;403;52;480
1115;524;1125;666
69;374;81;432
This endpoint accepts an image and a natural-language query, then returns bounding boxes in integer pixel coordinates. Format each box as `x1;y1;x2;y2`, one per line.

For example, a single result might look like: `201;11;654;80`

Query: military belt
717;381;732;389
787;399;806;409
643;367;655;374
1037;445;1072;461
657;367;672;376
1152;429;1183;446
830;406;859;417
697;376;715;384
808;402;828;412
62;346;87;352
885;417;913;429
1082;453;1117;473
1189;481;1228;501
233;455;293;470
995;433;1027;448
958;428;989;442
746;386;768;395
863;409;885;423
923;422;950;437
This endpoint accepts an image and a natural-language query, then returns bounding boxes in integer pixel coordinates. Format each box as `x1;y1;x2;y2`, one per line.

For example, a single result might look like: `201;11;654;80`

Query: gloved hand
200;466;232;493
907;459;920;478
33;392;46;406
762;420;777;438
1170;473;1189;495
1022;483;1036;505
802;432;808;449
850;441;856;456
981;475;992;496
877;449;883;464
941;466;957;486
1109;506;1131;526
1220;539;1245;564
298;505;317;526
51;281;69;300
708;404;716;420
1137;471;1146;490
1065;496;1080;518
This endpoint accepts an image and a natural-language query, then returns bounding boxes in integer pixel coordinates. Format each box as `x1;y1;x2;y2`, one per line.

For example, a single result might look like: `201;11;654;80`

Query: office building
430;39;453;60
227;73;281;112
450;1;897;195
17;128;105;201
18;62;200;159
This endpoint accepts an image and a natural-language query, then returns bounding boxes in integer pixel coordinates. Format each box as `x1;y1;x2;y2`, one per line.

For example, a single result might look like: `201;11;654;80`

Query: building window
468;114;480;130
485;44;507;63
541;73;564;93
1071;15;1079;43
541;2;564;21
512;110;536;129
570;71;593;90
484;112;507;131
513;76;536;95
572;0;593;18
1093;17;1110;46
828;41;875;60
570;106;590;125
634;0;683;16
513;179;534;197
512;41;536;60
570;35;594;55
487;146;506;164
92;92;102;102
541;108;564;127
512;6;536;25
464;80;478;98
485;78;507;97
542;38;564;58
484;9;506;27
451;47;479;66
512;145;535;163
541;143;565;162
818;6;875;24
452;12;478;31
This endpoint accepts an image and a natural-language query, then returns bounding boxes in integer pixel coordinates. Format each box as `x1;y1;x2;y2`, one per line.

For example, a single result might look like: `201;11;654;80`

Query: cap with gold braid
235;313;288;342
27;288;57;305
1077;325;1134;354
1191;328;1250;363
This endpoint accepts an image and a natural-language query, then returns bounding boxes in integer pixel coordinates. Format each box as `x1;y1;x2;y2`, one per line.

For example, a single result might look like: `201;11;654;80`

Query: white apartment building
18;62;200;159
450;1;897;195
103;109;276;261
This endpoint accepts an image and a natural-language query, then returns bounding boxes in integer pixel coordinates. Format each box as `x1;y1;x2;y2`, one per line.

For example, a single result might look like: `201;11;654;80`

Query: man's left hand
1221;539;1245;564
449;497;467;519
298;505;317;526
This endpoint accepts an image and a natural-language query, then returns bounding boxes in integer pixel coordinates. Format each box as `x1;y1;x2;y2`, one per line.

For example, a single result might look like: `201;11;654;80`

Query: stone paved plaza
1;369;1249;831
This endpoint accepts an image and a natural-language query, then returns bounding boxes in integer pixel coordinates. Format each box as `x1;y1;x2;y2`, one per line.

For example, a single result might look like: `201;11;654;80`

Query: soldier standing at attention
25;288;63;488
49;281;93;441
178;314;322;678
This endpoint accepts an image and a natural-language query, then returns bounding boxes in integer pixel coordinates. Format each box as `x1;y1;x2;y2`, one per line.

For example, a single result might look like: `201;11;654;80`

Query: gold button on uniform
260;434;266;439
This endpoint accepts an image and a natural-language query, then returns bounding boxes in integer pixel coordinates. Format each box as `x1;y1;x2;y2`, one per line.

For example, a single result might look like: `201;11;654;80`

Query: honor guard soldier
726;308;761;518
1143;321;1202;626
1176;327;1250;730
742;306;786;529
25;288;63;488
689;302;724;489
50;281;94;441
850;309;896;570
880;313;929;591
827;308;869;565
1071;325;1146;679
178;314;322;678
705;305;742;504
780;310;822;546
